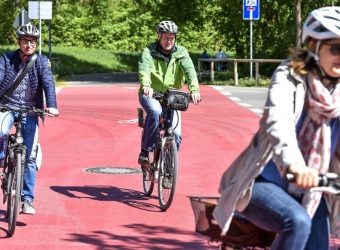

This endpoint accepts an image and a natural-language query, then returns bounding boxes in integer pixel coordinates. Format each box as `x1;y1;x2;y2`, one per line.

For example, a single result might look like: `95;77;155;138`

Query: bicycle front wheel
158;138;178;211
7;152;23;236
142;151;155;196
2;138;12;205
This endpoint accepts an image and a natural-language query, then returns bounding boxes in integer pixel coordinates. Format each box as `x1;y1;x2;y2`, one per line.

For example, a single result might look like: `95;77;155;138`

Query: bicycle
189;173;340;250
0;105;52;236
137;89;192;211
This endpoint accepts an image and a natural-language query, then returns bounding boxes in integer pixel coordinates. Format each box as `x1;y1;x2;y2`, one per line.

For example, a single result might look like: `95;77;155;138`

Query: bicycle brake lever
309;186;340;195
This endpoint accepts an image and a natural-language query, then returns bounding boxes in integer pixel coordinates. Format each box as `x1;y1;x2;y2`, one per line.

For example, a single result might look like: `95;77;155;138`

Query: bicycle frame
139;90;188;211
0;106;46;236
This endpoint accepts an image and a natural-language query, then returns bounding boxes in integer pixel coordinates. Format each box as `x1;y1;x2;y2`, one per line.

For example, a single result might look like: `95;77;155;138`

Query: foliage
0;0;337;77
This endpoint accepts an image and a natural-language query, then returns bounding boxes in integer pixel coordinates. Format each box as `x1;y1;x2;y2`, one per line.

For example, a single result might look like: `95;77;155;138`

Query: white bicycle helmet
302;6;340;43
157;20;179;34
16;23;40;38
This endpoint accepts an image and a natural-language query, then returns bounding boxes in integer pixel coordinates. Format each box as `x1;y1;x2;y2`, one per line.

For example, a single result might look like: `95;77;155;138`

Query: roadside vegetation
0;0;334;86
0;45;272;87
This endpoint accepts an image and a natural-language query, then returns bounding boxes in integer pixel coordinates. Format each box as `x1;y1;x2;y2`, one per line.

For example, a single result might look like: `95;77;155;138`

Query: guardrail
198;58;285;85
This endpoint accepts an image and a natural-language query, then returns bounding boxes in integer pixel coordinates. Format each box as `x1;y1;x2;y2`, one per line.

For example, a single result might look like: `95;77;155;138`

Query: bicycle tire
158;138;178;211
7;152;22;236
2;138;12;205
142;151;155;196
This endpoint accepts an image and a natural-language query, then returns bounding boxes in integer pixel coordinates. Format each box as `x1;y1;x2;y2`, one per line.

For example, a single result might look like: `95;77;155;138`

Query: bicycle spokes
142;151;156;197
158;139;178;211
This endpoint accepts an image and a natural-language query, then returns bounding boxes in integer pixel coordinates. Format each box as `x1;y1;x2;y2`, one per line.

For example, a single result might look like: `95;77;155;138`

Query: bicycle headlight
16;136;24;144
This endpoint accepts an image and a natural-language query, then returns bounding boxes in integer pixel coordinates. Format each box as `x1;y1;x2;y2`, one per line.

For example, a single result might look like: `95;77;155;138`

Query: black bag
166;89;190;111
189;196;275;248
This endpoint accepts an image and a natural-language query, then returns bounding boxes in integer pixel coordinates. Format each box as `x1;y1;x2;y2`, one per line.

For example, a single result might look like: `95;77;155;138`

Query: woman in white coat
214;6;340;250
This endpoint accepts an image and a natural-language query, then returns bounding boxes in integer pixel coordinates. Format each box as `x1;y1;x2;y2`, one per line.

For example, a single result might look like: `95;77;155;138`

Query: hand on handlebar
191;92;201;105
287;164;319;189
45;107;59;117
143;86;154;99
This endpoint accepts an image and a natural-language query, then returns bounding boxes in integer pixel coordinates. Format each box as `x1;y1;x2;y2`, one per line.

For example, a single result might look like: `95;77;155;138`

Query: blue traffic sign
243;0;260;20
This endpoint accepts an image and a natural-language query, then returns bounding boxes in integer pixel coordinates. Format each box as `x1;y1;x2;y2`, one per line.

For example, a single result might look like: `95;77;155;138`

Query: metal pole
250;11;253;79
20;9;24;25
39;1;42;55
48;20;51;58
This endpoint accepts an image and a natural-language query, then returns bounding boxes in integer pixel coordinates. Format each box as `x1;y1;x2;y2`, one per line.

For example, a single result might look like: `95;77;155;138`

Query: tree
0;0;337;58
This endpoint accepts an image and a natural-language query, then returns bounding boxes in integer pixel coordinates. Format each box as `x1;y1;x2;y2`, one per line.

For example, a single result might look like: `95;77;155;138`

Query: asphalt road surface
1;79;337;249
0;83;261;249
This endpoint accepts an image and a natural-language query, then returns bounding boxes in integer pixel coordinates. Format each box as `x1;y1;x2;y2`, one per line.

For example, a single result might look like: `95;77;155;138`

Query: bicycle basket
166;90;190;111
189;196;275;248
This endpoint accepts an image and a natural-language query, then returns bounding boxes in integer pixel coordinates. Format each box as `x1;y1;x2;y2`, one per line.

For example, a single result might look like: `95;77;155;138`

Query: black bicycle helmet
16;23;40;38
157;20;179;34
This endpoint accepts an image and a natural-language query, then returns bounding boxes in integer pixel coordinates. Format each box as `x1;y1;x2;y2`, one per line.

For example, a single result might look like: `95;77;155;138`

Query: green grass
49;47;141;75
0;45;141;78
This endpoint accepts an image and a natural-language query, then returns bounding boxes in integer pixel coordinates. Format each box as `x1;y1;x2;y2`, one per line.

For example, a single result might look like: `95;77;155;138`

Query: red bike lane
0;84;260;249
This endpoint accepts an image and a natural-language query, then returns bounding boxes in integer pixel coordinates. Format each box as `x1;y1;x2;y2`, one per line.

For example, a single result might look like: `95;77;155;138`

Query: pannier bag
166;89;190;111
189;196;275;248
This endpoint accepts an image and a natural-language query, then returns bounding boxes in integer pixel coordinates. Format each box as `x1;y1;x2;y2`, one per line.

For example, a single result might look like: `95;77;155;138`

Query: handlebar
285;172;339;186
0;105;56;117
153;91;193;102
285;172;340;195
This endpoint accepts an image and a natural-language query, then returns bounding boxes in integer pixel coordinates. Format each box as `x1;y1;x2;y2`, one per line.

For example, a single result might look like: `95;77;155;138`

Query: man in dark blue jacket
0;23;59;214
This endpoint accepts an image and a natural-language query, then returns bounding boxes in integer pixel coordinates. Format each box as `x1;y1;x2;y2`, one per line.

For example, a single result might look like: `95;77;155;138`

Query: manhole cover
83;167;142;175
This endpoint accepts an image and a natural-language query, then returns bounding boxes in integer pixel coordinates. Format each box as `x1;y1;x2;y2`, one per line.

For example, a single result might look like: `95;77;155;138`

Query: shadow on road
64;225;209;250
50;185;161;212
0;209;27;238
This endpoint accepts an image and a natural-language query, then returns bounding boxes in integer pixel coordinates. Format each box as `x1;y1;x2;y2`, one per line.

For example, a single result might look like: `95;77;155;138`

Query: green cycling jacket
138;42;199;93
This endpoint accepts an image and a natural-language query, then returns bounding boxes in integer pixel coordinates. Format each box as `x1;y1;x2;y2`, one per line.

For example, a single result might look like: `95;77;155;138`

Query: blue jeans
242;181;329;250
139;94;182;151
0;111;39;202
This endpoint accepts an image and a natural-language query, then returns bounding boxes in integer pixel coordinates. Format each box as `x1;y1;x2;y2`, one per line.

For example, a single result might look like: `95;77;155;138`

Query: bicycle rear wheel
7;152;23;236
142;151;155;196
158;138;178;211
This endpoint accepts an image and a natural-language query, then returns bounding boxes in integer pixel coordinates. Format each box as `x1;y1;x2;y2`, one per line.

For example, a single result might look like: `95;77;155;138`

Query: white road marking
250;108;263;114
118;119;138;124
123;86;138;90
229;96;241;102
212;86;263;115
238;103;252;107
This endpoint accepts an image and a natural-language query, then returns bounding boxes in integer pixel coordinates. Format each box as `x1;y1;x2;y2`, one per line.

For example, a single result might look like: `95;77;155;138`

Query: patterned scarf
297;73;340;218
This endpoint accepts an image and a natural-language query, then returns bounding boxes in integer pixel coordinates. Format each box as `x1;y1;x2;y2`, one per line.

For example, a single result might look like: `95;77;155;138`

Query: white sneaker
22;200;36;215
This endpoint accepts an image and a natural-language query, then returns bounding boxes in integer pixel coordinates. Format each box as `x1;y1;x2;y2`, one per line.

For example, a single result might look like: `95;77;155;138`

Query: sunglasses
323;43;340;56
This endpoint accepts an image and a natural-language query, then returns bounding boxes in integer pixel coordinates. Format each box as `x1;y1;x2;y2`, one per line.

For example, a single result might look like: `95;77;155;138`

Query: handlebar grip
285;172;338;186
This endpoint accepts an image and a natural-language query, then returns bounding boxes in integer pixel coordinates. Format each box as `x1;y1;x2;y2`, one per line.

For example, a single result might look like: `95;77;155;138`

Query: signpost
28;1;52;55
13;7;31;28
243;0;260;79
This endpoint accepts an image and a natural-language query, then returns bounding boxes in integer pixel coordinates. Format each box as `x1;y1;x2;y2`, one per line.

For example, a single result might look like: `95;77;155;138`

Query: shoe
162;177;172;189
138;151;149;165
21;200;35;215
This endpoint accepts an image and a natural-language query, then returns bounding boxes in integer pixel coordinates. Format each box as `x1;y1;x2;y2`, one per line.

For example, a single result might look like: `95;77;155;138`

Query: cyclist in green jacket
138;20;201;165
